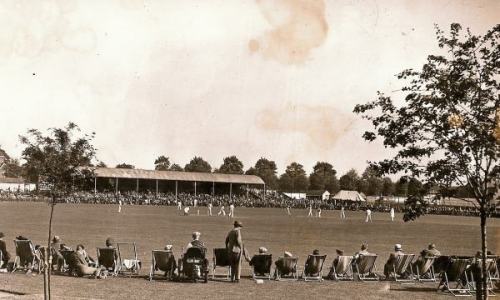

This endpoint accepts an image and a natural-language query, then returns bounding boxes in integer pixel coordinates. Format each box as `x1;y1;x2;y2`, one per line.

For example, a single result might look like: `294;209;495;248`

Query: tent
331;190;366;202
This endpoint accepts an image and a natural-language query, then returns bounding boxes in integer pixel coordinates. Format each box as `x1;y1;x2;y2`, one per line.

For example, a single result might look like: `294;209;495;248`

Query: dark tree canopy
216;155;244;174
184;156;212;173
339;169;360;191
169;163;183;171
309;161;339;193
279;162;309;192
246;157;279;189
154;155;171;171
3;158;23;178
116;163;135;169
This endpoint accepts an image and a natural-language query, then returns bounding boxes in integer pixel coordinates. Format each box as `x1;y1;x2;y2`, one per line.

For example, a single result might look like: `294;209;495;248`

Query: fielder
365;209;372;222
228;204;235;218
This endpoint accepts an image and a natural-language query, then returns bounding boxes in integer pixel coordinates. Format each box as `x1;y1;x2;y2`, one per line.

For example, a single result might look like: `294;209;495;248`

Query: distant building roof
94;167;264;185
331;190;366;202
0;177;26;184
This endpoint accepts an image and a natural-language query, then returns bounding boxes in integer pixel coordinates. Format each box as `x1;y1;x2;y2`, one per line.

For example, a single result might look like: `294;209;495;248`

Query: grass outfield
0;202;499;299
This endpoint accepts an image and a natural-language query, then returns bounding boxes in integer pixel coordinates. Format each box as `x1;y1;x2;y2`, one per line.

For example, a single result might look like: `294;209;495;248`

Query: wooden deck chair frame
442;258;472;297
330;256;354;281
117;242;141;276
149;250;175;281
59;249;75;274
275;257;299;281
302;255;326;282
414;256;437;282
96;247;119;276
11;239;40;274
467;258;496;297
392;254;415;283
355;254;379;281
251;254;273;280
212;248;230;280
487;256;499;281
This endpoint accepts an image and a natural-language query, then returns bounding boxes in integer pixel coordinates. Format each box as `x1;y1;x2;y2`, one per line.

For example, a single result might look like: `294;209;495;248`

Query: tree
169;163;183;171
278;162;309;192
19;122;97;300
245;158;279;189
339;169;360;191
359;166;384;196
116;163;134;169
3;158;24;178
382;177;395;196
154;155;170;171
216;155;244;174
184;156;212;173
354;24;499;299
309;161;339;193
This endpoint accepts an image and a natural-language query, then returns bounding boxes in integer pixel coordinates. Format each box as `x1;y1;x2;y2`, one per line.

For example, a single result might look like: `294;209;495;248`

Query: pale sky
0;0;498;175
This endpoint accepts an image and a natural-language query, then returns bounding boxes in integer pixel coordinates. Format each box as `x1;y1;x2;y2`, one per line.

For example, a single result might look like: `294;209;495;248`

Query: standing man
228;203;235;218
207;202;213;216
340;205;346;219
118;198;122;213
218;204;226;216
0;232;10;270
194;198;198;208
286;205;291;216
365;208;372;222
225;221;245;282
177;200;182;211
307;204;313;217
317;207;322;218
390;207;395;222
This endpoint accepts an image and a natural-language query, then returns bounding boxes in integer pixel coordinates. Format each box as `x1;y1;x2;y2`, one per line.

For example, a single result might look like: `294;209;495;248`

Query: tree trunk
44;197;55;300
479;206;488;300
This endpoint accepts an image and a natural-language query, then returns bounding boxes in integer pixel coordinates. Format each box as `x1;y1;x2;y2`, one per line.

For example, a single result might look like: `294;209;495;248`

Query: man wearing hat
384;243;404;278
50;236;65;272
225;220;245;282
425;243;441;257
247;247;270;277
0;232;10;269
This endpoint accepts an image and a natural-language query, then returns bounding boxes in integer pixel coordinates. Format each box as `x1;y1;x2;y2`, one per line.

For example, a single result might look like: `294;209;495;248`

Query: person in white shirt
307;204;313;217
118;199;122;213
183;206;190;216
207;203;213;216
228;204;235;218
317;207;322;218
218;205;226;216
365;209;372;222
390;207;395;222
286;205;291;216
177;201;182;210
193;198;198;208
340;206;346;219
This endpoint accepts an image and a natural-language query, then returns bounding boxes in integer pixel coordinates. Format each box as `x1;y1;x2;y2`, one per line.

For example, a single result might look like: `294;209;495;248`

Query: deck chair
440;258;472;296
488;256;499;281
117;242;141;275
467;258;496;296
329;256;354;281
149;250;176;281
96;247;119;276
302;255;326;281
414;256;437;282
355;254;379;281
391;254;415;282
250;254;273;280
12;239;41;273
212;248;230;280
59;250;75;274
275;256;299;281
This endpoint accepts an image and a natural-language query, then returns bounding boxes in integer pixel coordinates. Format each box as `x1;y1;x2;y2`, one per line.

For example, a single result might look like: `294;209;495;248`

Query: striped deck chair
467;258;496;296
12;239;41;273
440;257;472;297
391;254;415;282
488;256;499;281
117;242;141;276
329;256;354;281
414;256;437;282
355;254;379;281
275;256;299;281
59;250;75;275
250;254;273;280
302;255;326;281
96;247;119;276
212;248;230;280
149;250;176;281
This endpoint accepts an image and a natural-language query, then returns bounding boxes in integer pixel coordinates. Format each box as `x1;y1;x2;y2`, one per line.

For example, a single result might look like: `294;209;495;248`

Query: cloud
249;0;329;65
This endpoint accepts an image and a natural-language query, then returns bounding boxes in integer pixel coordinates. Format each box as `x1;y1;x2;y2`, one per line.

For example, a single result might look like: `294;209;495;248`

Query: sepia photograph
0;0;499;299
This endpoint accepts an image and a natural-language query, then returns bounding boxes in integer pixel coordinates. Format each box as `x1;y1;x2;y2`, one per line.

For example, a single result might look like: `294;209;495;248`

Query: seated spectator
159;245;177;276
185;232;206;254
68;244;105;278
247;247;271;276
353;244;370;263
327;249;345;278
304;249;323;276
274;251;295;277
425;243;441;257
105;237;118;260
0;232;10;270
50;236;65;272
384;244;404;278
76;244;95;266
60;243;72;251
412;243;441;271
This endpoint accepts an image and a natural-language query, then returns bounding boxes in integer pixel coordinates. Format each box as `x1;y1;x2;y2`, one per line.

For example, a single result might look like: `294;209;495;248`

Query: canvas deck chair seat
97;247;119;276
12;239;41;273
355;254;379;281
179;247;209;283
275;256;299;281
440;257;472;297
329;256;354;281
488;256;499;281
467;258;496;296
117;242;141;275
390;254;415;282
250;254;273;280
414;256;437;282
212;248;230;280
149;250;176;281
302;255;326;281
60;250;75;274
